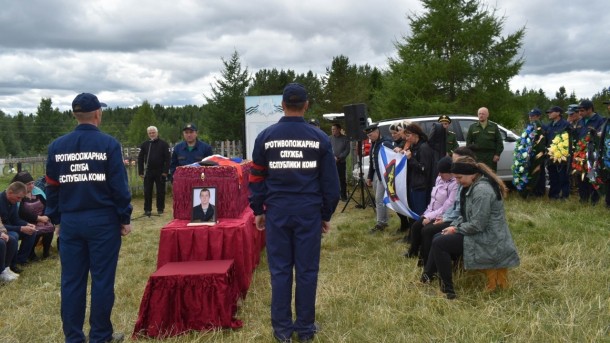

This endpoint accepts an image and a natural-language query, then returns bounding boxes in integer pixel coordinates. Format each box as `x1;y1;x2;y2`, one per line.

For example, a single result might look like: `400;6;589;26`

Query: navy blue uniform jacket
249;116;340;221
45;124;132;225
169;140;213;176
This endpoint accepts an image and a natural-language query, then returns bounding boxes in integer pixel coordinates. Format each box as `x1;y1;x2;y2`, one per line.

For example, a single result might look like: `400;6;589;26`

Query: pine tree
204;50;250;142
378;0;525;122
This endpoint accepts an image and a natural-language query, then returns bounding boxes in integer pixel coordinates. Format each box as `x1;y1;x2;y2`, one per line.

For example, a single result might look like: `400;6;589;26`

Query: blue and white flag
378;146;420;220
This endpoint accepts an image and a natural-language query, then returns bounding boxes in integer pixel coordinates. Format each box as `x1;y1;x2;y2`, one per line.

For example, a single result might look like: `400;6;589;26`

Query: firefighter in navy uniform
169;123;213;180
45;93;132;343
249;83;339;343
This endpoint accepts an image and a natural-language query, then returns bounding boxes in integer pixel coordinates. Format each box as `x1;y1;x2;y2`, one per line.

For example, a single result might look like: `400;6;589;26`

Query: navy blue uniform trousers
60;208;121;343
265;208;321;341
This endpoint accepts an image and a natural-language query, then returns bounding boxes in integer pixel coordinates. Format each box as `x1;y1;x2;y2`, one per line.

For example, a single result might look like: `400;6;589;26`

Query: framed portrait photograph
188;187;217;226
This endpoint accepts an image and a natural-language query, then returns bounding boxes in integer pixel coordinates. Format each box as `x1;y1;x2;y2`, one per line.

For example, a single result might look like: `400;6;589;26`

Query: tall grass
0;185;608;342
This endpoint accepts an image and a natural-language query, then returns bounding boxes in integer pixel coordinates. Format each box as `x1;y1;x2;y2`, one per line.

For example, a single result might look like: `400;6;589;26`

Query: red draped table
133;260;241;338
156;207;265;296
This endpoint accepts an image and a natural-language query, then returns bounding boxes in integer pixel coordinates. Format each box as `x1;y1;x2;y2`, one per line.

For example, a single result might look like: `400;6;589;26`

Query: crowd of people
359;111;522;300
515;100;610;207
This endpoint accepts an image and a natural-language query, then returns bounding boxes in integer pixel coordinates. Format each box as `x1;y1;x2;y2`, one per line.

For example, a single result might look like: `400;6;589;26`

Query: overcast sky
1;0;609;116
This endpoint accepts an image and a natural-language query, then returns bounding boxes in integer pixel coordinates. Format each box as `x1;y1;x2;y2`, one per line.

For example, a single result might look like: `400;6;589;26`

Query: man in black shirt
138;126;171;216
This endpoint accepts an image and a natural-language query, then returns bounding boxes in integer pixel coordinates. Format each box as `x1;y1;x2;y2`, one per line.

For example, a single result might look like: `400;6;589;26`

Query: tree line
1;0;609;158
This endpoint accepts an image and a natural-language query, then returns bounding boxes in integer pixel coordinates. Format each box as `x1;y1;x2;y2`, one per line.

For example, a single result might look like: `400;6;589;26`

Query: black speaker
343;103;368;141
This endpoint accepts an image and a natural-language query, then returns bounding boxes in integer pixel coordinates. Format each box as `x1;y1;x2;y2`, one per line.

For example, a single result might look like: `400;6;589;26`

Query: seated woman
419;147;476;267
421;156;520;299
404;156;457;263
12;171;55;260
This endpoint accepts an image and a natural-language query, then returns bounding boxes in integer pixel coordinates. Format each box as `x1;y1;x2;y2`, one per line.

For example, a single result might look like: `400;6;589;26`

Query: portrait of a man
191;187;216;223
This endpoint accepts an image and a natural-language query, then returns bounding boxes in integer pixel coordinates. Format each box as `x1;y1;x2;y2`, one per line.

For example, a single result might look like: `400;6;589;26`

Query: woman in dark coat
401;123;436;216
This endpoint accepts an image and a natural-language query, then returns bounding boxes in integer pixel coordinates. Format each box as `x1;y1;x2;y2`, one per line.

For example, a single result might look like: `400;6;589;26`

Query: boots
483;268;509;291
496;268;509;289
483;269;498;291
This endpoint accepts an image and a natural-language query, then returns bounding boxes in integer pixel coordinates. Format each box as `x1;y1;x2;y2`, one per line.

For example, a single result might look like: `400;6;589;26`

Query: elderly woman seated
421;156;520;299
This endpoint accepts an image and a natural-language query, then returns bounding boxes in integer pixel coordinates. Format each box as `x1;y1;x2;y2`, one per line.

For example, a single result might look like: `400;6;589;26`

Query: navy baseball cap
283;83;308;105
528;108;542;116
183;123;197;131
308;118;320;127
578;100;593;109
545;106;563;113
364;123;379;133
72;93;107;113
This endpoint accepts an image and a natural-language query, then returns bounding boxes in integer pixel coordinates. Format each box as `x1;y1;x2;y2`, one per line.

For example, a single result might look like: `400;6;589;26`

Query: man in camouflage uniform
438;115;458;156
466;107;504;172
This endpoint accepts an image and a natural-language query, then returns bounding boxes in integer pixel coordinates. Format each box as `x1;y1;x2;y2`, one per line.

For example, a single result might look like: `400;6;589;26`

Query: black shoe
273;335;292;343
106;332;124;342
420;272;435;284
446;292;457;300
369;223;387;234
403;250;417;258
299;322;321;342
340;196;347;202
144;211;152;217
29;255;40;262
157;210;164;215
10;266;23;274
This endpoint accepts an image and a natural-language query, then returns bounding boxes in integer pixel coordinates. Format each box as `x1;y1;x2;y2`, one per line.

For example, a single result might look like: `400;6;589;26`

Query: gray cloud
1;0;609;115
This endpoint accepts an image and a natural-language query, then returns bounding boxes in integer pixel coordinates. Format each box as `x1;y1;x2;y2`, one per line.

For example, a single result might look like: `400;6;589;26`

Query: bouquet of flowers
547;131;570;164
571;133;603;190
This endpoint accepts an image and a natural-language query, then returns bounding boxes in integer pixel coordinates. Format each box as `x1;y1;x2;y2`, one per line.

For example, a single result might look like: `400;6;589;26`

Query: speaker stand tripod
342;140;375;212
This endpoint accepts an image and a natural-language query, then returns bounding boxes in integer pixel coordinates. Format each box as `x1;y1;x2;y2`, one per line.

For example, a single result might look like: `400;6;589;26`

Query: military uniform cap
438;115;451;123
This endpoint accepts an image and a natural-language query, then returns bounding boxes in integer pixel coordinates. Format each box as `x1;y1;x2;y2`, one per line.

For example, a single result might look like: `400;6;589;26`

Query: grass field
0;176;609;342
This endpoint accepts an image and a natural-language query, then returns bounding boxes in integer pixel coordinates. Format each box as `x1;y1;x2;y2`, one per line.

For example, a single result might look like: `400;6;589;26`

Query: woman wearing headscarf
421;156;520;299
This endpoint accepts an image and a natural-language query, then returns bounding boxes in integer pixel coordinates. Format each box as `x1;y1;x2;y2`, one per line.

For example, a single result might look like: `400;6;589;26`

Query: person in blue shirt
249;83;339;343
45;93;132;343
573;100;605;204
545;106;571;199
169;123;213;179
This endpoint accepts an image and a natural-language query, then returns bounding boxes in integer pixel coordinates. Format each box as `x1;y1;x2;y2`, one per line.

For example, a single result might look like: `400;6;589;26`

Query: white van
323;114;519;182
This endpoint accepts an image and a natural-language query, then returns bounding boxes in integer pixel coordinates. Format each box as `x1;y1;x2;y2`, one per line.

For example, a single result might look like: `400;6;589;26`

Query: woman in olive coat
421;156;520;299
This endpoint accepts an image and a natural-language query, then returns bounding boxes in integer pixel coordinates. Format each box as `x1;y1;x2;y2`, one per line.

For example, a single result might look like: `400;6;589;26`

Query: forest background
1;0;609;158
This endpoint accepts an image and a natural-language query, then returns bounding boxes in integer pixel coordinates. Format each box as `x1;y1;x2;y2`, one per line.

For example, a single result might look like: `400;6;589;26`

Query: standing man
330;123;350;201
466;107;504;171
598;100;610;208
365;123;392;233
573;100;605;204
545;106;571;199
45;93;132;343
137;126;171;216
249;83;339;343
169;123;213;179
438;115;458;156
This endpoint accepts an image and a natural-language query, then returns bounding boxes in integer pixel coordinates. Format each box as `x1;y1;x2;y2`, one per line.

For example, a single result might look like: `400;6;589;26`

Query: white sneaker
0;270;17;282
4;267;19;278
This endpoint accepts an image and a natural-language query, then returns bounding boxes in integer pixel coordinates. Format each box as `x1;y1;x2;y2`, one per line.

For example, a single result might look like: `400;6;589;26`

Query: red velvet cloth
133;260;242;339
156;207;265;296
172;162;251;220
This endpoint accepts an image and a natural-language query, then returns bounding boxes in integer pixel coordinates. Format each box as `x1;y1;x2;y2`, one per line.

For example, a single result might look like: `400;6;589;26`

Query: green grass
0;177;609;342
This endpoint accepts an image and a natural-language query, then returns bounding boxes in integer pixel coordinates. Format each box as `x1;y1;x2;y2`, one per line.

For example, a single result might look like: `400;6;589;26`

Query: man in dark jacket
249;83;339;342
545;106;571;199
365;123;393;233
138;126;171;216
169;123;213;178
573;100;605;204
